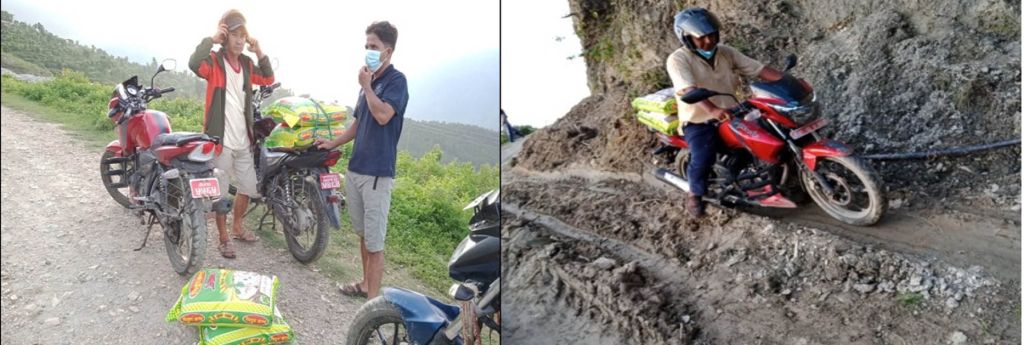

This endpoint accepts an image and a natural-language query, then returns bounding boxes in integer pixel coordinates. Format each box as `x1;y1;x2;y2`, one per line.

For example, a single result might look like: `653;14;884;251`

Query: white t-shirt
223;57;249;150
666;44;765;126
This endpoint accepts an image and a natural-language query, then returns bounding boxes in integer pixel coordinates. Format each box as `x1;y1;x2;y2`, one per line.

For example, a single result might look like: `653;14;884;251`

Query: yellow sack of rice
199;307;294;345
166;269;279;328
636;110;679;135
631;88;678;114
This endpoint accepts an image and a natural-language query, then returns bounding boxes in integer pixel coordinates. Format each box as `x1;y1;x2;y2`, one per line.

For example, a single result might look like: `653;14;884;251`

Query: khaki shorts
213;145;259;198
345;170;394;253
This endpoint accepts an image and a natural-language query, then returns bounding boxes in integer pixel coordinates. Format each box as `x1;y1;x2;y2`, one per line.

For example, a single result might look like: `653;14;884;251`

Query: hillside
399;119;498;167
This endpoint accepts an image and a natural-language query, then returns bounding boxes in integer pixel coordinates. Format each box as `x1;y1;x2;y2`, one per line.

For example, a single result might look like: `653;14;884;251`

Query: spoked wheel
100;150;132;208
800;156;886;226
346;296;411;345
271;172;330;264
162;176;208;275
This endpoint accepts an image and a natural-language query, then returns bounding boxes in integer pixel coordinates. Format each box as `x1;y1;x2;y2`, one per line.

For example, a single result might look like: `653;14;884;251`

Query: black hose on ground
859;139;1020;161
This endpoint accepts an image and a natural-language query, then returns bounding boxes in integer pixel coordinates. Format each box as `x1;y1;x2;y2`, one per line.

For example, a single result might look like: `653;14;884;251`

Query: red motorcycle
651;55;886;226
99;59;220;274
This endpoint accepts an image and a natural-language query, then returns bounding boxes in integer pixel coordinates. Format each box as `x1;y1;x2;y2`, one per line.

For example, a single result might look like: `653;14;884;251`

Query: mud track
502;144;1020;344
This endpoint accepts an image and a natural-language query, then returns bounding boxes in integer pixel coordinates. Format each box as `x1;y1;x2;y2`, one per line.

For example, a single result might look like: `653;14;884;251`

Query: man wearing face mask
189;9;275;258
667;7;783;217
316;21;408;300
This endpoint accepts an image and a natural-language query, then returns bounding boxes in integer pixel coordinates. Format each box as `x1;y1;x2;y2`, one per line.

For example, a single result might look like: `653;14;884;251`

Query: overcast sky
501;0;589;128
2;0;498;107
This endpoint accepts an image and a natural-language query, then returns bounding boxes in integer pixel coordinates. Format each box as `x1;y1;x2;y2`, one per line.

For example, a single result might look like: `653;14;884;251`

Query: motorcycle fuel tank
720;118;785;164
123;110;172;152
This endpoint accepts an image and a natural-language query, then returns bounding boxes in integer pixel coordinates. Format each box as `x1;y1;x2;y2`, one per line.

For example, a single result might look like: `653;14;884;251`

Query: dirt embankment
0;106;364;344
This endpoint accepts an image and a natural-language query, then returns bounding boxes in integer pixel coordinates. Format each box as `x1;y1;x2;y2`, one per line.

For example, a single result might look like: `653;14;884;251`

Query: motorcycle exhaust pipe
653;168;691;193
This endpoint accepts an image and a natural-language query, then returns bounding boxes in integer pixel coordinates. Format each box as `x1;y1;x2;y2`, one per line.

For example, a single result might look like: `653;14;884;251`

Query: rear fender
801;139;853;170
381;287;461;343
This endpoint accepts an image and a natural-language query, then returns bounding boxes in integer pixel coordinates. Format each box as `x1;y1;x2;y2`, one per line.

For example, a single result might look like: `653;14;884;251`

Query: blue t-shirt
348;65;409;177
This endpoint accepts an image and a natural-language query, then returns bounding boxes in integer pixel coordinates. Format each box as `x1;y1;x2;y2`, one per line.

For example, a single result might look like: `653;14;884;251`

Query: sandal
232;230;259;243
218;242;236;259
338;282;368;298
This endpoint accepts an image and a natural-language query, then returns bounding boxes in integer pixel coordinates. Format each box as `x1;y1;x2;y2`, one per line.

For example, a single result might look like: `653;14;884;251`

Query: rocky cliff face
517;0;1020;205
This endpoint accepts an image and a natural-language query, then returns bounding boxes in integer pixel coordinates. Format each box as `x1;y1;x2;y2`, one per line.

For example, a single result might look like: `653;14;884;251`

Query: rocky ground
502;167;1020;344
0;106;366;344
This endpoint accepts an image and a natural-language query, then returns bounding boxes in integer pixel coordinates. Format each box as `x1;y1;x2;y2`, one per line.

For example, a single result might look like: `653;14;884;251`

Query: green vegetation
898;292;924;307
500;125;536;144
399;120;499;166
2;68;498;297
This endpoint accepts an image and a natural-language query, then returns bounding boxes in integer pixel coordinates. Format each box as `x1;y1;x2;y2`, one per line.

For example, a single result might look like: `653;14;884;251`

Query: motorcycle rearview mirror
680;88;724;104
783;54;798;72
152;59;177;88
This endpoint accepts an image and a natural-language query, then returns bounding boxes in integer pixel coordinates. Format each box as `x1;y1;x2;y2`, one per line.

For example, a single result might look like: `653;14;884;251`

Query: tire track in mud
0;106;362;344
502;168;1020;344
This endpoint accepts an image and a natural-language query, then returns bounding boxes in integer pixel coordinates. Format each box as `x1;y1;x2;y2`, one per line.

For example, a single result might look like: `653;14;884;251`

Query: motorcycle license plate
790;118;828;140
320;173;341;190
189;178;221;199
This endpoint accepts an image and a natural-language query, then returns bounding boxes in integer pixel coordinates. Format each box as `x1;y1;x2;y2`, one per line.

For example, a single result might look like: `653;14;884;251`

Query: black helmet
674;8;721;50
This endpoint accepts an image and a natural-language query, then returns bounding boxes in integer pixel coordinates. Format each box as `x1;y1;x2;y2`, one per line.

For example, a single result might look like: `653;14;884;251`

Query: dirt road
502;136;1020;344
0;106;364;344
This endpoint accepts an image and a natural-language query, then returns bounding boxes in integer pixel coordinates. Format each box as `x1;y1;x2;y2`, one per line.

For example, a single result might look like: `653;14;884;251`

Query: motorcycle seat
155;132;212;146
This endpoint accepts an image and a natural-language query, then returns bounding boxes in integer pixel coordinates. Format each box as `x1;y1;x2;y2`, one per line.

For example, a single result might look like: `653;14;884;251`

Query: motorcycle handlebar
161;87;176;94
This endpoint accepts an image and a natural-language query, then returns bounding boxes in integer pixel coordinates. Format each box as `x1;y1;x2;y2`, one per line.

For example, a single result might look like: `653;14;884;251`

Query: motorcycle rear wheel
271;172;330;264
346;296;412;345
800;156;886;226
162;177;207;275
100;150;132;208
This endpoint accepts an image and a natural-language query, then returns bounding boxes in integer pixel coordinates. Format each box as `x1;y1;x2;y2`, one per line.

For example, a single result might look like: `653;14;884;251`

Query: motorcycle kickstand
134;213;157;251
257;205;276;234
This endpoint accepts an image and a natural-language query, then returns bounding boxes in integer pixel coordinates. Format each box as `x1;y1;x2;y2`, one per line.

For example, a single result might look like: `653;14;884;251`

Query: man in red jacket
188;9;275;258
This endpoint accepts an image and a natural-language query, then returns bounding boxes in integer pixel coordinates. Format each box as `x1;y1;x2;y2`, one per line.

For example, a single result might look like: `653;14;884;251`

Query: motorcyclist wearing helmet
667;8;784;217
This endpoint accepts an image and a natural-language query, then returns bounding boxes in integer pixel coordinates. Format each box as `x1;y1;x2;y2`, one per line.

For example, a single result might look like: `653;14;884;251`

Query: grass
898;292;924;307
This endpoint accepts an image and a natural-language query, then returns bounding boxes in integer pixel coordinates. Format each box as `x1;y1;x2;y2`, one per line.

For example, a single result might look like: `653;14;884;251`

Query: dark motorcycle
100;59;220;274
236;82;343;263
649;55;886;226
347;190;501;345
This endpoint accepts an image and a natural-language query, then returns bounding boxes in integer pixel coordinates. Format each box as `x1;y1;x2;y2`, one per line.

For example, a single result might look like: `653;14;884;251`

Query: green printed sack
636;110;679;135
166;269;279;328
199;307;294;345
631;88;678;114
264;124;298;149
263;96;347;127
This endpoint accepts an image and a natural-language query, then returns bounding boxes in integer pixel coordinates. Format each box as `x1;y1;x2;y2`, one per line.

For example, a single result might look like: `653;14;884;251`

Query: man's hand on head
247;37;263;60
212;24;228;44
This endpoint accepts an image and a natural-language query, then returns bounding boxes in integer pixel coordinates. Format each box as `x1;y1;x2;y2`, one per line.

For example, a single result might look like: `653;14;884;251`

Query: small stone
592;257;616;270
51;296;60;307
853;283;875;294
945;297;959;309
949;331;967;344
781;289;792;296
681;315;690;323
981;67;990;73
127;291;140;301
10;294;17;301
23;303;37;311
44;317;61;326
128;306;139;313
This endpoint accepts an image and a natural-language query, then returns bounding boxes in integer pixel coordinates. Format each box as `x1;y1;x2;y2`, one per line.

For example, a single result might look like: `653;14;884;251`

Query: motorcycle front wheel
271;172;330;264
162;176;208;275
346;296;412;345
800;156;886;226
100;150;132;208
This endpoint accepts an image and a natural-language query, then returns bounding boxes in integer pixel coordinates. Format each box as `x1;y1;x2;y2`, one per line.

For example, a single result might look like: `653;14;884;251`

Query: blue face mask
365;50;383;72
696;47;716;59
